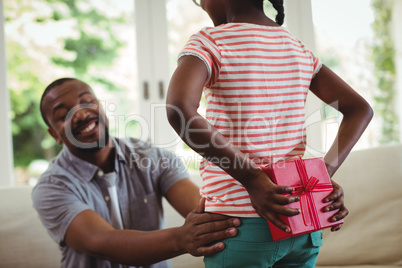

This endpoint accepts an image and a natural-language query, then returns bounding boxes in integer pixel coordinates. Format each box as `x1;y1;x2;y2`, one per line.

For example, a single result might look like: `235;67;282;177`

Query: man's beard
77;125;110;154
74;116;110;154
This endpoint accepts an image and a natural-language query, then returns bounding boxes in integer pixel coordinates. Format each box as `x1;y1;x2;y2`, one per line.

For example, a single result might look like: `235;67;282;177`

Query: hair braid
268;0;285;25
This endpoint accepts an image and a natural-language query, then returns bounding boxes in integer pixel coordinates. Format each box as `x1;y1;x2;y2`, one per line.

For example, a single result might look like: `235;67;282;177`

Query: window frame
0;0;14;187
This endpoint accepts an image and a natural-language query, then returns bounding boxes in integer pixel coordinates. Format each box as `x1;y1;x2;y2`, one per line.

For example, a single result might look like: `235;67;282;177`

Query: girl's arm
309;64;373;230
310;64;373;176
167;55;300;233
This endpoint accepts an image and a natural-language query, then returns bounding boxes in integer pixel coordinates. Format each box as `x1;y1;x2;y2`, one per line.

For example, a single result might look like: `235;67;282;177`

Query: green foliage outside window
371;0;399;144
5;0;126;167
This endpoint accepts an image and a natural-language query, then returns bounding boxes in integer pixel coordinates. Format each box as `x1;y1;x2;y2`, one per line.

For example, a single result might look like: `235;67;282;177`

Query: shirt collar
113;137;127;164
61;137;126;183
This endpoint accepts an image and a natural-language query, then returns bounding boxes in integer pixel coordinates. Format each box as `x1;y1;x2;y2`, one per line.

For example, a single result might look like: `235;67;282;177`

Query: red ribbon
290;157;333;230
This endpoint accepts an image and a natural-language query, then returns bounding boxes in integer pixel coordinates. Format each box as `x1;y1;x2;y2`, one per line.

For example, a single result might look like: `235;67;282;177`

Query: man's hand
243;172;300;233
322;179;349;231
178;197;241;256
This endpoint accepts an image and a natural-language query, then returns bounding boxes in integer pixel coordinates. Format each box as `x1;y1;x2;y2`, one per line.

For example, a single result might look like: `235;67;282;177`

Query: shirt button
144;198;148;204
98;171;104;177
105;196;110;201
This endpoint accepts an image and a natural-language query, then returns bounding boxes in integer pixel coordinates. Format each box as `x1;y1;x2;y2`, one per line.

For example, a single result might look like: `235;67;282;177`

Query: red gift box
261;157;343;241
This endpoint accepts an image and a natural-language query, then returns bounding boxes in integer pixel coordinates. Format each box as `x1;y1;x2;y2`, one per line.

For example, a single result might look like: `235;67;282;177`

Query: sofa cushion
316;145;402;266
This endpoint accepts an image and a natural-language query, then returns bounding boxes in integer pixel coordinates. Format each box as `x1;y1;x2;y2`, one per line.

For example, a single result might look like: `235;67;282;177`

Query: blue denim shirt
32;137;189;268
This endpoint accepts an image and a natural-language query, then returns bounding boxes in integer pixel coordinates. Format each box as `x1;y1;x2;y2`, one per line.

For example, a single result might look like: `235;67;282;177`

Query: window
4;0;137;185
311;0;395;150
0;0;400;186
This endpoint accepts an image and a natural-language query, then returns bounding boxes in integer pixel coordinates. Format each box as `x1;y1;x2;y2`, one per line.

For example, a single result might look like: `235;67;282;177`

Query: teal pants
204;218;323;268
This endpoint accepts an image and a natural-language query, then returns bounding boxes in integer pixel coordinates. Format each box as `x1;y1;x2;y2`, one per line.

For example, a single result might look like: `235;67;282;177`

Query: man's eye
58;114;67;121
80;99;96;107
58;111;73;121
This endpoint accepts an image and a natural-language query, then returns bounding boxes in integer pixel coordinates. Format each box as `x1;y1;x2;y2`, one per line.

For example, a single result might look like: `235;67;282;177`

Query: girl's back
181;22;322;216
167;0;371;266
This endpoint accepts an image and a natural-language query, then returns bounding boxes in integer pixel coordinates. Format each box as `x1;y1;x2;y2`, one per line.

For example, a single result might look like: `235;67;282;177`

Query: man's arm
64;199;240;266
165;178;201;218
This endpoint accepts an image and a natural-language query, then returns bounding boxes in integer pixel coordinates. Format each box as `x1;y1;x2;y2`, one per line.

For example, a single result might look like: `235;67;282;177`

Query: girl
167;0;373;267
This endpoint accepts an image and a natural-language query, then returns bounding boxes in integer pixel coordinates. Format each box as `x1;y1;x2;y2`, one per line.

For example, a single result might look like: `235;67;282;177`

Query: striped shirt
179;23;322;217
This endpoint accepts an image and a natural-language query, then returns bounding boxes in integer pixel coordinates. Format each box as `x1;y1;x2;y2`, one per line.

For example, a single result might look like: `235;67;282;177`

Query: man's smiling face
43;79;110;154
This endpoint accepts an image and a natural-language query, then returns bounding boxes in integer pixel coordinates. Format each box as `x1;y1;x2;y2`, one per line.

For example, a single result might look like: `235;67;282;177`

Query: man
32;78;240;268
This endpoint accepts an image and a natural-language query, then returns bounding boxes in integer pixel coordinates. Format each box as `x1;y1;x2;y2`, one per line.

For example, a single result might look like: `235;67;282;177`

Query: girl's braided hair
268;0;285;25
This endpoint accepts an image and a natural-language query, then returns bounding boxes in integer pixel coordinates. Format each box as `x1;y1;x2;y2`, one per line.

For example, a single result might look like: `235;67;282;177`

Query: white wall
0;0;14;186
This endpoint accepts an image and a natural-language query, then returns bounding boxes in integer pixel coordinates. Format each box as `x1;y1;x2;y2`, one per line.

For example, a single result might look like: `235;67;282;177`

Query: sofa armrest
0;186;61;267
316;145;402;266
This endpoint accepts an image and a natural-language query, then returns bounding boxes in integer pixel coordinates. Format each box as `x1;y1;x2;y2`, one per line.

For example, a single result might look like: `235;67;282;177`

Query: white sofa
1;145;401;268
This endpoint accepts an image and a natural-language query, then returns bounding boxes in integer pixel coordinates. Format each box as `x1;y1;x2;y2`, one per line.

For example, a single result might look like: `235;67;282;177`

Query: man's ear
48;128;62;145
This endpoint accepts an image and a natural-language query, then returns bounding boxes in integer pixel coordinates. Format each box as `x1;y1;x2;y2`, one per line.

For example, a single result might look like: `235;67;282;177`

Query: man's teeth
81;122;96;133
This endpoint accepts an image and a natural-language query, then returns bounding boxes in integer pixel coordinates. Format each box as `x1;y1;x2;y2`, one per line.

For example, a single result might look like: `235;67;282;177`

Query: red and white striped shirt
179;23;322;217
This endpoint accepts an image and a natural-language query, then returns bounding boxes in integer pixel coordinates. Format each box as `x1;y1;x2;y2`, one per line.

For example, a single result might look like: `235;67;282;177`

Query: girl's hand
243;172;301;233
322;179;349;231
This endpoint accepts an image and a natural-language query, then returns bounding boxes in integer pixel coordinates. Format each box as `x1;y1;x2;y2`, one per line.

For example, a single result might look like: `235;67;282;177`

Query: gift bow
290;157;333;230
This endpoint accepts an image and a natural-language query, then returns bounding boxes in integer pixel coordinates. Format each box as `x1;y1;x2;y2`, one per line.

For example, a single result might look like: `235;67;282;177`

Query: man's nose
71;106;93;124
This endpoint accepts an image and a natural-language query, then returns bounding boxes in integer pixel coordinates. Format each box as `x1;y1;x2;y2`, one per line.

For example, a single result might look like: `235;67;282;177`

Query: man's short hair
40;78;77;127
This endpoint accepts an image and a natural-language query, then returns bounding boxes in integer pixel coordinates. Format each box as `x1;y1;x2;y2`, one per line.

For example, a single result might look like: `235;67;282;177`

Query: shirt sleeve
178;28;221;87
311;52;322;77
151;147;190;196
294;36;323;78
32;177;91;245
